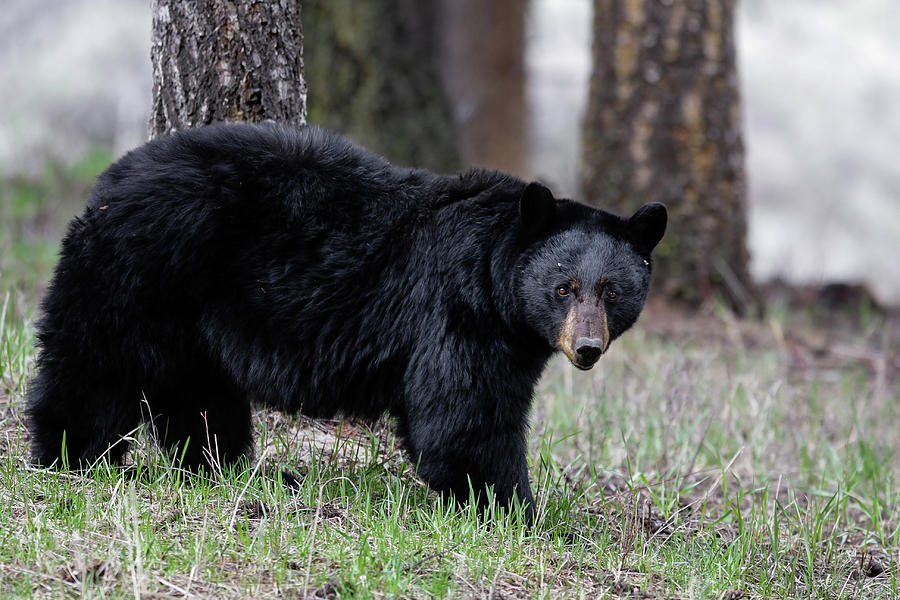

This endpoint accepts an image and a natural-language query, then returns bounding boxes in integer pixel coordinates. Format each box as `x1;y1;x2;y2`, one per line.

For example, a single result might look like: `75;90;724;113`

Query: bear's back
88;123;436;227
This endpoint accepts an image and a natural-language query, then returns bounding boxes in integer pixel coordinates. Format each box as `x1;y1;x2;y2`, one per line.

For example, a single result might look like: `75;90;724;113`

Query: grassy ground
0;162;898;598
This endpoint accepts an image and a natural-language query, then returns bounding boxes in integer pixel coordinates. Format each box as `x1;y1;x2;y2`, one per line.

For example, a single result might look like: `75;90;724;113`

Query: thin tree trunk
149;0;307;139
440;0;528;176
303;0;459;172
582;0;757;313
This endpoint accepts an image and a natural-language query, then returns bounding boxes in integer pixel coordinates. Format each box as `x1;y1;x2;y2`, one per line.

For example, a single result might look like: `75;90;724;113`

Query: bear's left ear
627;202;667;252
519;182;556;236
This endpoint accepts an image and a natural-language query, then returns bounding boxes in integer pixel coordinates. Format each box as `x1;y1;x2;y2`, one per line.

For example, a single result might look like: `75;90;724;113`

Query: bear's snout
574;337;605;369
558;301;610;370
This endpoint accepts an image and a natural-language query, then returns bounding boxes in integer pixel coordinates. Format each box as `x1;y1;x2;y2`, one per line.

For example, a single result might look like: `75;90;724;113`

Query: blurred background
1;0;898;306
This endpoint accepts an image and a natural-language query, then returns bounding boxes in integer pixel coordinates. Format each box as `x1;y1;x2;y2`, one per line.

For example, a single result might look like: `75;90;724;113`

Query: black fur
27;122;666;520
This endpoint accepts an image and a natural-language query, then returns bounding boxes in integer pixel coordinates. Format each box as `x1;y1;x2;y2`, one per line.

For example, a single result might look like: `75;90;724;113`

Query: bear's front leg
408;422;534;523
401;367;536;523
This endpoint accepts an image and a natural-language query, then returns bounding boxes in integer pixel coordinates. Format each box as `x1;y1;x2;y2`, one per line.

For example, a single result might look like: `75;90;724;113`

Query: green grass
0;158;898;598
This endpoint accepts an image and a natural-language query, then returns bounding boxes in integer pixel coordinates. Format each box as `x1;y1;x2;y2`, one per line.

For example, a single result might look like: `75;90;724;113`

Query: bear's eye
556;285;570;297
605;290;618;301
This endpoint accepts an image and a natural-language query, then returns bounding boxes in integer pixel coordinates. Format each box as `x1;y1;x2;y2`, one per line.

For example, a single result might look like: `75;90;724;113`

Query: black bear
27;123;666;520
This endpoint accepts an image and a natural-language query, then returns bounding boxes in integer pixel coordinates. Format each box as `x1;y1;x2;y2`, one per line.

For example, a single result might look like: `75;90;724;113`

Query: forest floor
0;164;898;599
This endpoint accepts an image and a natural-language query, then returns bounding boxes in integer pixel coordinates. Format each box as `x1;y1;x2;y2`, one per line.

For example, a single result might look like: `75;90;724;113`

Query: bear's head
517;182;667;370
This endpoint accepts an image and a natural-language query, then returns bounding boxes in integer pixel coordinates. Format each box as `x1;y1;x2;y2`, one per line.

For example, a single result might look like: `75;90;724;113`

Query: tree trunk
439;0;528;176
149;0;307;139
302;0;459;173
581;0;757;313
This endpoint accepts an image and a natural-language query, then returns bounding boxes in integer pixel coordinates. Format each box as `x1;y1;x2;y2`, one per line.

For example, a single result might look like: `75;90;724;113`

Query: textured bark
303;0;459;172
440;0;528;176
582;0;757;312
149;0;307;139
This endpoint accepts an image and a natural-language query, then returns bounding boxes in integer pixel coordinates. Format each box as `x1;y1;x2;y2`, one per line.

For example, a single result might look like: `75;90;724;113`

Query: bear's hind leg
149;378;253;471
28;369;141;469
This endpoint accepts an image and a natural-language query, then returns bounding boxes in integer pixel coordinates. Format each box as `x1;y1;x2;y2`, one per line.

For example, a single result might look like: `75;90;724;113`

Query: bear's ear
519;182;556;236
627;202;667;252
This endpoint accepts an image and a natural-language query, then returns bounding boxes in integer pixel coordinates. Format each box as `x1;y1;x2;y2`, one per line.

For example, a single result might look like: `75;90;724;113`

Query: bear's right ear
519;182;556;236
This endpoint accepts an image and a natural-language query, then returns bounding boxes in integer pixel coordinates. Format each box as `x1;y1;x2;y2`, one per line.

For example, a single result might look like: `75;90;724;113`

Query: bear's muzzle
558;300;609;370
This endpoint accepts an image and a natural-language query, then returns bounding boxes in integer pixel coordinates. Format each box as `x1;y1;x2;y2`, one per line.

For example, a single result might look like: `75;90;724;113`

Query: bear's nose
574;337;605;365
